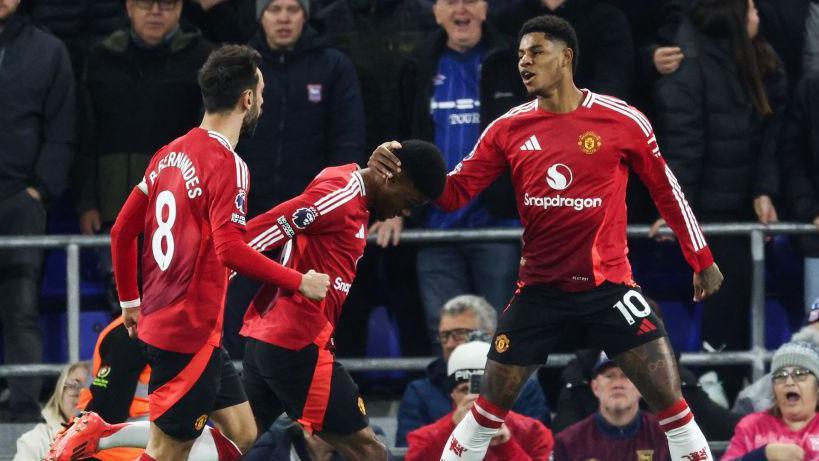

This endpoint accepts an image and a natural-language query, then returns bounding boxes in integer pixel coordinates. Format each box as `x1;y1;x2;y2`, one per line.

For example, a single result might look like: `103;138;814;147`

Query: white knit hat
447;341;490;384
771;341;819;378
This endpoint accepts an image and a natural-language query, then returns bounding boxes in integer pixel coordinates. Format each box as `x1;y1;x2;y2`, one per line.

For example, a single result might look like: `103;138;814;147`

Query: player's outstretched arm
110;187;149;338
693;263;723;302
213;226;330;300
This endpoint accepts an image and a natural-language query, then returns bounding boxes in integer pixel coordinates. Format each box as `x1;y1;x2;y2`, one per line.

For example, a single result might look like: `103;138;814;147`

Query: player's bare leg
145;422;195;461
209;401;257;453
318;426;388;461
615;337;712;460
440;361;538;460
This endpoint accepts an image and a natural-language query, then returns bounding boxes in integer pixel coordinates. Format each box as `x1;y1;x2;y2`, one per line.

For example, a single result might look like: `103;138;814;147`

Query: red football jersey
436;91;714;292
240;164;369;350
137;128;249;353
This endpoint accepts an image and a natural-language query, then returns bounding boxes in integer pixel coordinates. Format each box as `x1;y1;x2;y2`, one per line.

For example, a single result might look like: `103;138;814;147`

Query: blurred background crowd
2;0;819;458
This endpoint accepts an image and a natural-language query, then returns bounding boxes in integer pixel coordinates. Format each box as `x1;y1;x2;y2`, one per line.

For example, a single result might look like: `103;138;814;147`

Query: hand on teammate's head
368;141;402;180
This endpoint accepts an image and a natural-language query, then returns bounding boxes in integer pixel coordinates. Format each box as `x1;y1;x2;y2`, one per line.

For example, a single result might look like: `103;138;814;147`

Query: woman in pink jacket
723;341;819;461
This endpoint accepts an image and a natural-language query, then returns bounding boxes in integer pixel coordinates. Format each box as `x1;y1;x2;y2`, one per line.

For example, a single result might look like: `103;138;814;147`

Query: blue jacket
396;358;550;446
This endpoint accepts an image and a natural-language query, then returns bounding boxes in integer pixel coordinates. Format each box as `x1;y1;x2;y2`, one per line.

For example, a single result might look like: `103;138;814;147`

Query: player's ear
242;89;253;111
562;47;572;70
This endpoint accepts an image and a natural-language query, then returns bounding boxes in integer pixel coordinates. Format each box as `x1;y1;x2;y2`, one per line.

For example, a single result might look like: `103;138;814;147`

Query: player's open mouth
520;71;535;83
453;18;471;28
786;391;801;402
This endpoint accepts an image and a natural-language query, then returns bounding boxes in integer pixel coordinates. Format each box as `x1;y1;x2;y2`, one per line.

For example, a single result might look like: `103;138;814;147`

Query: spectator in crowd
757;0;818;92
244;416;389;460
552;305;742;439
723;341;819;461
653;0;787;398
74;0;212;311
778;70;819;312
490;0;634;99
223;0;365;358
553;354;670;461
734;301;819;414
406;341;554;460
0;0;76;422
372;0;526;333
396;295;549;446
28;0;125;77
182;0;256;44
13;362;89;461
309;0;437;360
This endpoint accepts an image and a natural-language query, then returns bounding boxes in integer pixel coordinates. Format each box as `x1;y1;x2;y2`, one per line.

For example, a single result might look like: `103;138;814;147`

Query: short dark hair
198;45;262;114
395;140;447;200
518;15;579;73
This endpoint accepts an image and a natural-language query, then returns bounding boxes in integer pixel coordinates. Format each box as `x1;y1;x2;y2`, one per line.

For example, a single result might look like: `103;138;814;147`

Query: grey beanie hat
771;341;819;378
257;0;310;20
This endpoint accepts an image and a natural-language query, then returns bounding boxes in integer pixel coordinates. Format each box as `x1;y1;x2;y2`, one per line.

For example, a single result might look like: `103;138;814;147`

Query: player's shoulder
585;91;654;138
495;99;540;125
307;164;366;213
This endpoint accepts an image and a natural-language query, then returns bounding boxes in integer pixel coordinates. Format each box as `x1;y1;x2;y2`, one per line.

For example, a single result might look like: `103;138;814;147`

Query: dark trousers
700;233;752;399
0;189;45;413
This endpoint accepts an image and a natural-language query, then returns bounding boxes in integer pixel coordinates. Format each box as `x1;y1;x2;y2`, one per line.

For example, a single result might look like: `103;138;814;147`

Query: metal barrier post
750;229;766;381
67;243;80;363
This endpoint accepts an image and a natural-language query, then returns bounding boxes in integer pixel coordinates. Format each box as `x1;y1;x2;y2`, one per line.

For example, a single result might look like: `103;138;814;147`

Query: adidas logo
355;224;366;239
520;134;542;151
636;318;657;336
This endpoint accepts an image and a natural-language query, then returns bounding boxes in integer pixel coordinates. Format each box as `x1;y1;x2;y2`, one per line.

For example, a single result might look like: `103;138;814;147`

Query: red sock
137;454;156;461
211;427;242;461
471;395;509;428
657;398;694;432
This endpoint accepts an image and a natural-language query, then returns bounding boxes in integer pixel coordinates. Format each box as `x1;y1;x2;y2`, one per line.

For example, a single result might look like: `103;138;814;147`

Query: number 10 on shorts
613;290;652;325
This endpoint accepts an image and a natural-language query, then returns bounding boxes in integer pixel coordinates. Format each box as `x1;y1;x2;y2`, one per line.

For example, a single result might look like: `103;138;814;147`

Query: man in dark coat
0;0;76;421
75;0;213;309
779;71;819;311
223;0;365;358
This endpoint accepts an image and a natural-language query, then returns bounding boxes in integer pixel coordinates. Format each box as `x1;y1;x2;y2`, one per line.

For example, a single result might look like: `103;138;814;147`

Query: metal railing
0;223;815;380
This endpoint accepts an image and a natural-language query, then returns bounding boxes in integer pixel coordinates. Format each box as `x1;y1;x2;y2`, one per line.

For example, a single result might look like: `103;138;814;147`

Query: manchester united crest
577;131;602;154
494;334;510;353
194;414;208;431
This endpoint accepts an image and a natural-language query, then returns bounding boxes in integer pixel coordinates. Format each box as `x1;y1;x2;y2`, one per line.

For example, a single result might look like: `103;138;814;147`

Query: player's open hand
648;218;675;242
300;269;331;300
367;141;402;180
693;263;723;302
122;306;139;339
368;217;403;247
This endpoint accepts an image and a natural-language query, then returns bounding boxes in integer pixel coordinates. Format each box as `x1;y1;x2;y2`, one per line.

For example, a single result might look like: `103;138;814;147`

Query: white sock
658;399;712;460
98;421;150;449
440;396;507;461
97;422;236;461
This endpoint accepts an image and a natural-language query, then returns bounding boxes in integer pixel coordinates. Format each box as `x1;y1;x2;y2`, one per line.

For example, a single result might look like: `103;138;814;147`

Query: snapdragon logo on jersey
522;163;603;211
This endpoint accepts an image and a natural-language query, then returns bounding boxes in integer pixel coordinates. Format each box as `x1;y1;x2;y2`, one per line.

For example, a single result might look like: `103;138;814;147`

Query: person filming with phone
405;341;554;460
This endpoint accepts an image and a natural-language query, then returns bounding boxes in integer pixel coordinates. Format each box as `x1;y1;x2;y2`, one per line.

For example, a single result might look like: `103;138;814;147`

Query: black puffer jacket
653;20;788;218
237;27;365;218
779;72;819;255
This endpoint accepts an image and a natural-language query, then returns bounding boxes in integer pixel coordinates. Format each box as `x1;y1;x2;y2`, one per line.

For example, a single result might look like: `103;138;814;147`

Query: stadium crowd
1;0;819;458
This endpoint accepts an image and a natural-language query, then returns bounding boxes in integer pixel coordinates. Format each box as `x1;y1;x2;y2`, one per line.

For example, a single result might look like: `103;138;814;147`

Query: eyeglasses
436;328;475;344
131;0;180;11
772;368;814;384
